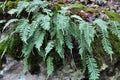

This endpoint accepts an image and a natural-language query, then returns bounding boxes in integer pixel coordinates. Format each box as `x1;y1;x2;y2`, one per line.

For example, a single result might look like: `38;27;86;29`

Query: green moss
69;3;86;9
6;1;18;9
105;11;120;22
109;33;120;58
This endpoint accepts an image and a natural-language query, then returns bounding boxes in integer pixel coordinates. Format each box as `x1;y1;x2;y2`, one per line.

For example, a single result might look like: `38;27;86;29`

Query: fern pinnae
0;20;6;24
109;21;120;39
16;19;31;44
2;19;18;32
41;15;51;30
65;33;73;53
23;56;29;74
55;39;64;59
46;56;54;79
55;29;65;58
86;56;100;80
79;22;95;47
22;39;34;57
94;19;113;60
34;29;46;51
16;1;29;16
45;40;55;59
53;13;70;34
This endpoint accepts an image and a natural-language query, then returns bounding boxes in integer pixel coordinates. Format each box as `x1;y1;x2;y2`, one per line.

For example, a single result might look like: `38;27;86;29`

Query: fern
94;19;113;60
22;38;34;57
79;22;95;48
26;0;48;14
45;40;54;59
109;21;120;39
47;56;54;79
40;15;51;30
2;1;120;80
55;29;65;59
34;29;46;51
86;56;100;80
65;33;73;53
53;12;70;34
16;1;29;16
15;19;31;43
2;19;18;31
0;20;6;24
71;16;95;58
23;56;29;74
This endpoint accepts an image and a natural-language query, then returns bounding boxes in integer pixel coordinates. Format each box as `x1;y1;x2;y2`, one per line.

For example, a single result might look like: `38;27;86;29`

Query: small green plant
0;0;120;80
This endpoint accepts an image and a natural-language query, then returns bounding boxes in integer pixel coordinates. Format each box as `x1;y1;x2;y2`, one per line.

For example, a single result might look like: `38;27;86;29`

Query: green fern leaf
55;29;65;59
71;15;84;22
8;9;17;15
65;33;73;53
23;56;29;74
45;40;54;58
47;56;54;79
16;19;31;43
79;22;95;47
32;14;50;30
53;13;70;33
0;20;6;23
102;37;113;59
78;22;94;58
55;38;64;59
3;19;18;31
93;19;108;33
41;15;51;30
22;38;34;57
26;0;48;13
94;19;113;60
34;29;46;51
32;13;44;26
16;1;29;16
109;21;120;39
86;56;100;80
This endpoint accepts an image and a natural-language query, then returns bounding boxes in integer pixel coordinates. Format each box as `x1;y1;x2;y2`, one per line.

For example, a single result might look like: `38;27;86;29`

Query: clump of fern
0;0;120;80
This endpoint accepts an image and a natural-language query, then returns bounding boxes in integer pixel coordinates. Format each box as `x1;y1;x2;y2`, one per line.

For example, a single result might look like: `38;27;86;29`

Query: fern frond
55;43;65;59
26;0;48;13
94;19;113;60
34;29;46;51
79;22;95;47
16;19;31;43
3;19;18;31
16;1;29;16
102;37;113;59
65;33;73;53
86;56;100;80
55;29;64;59
109;21;120;39
53;13;70;33
45;40;54;59
8;9;17;15
22;38;34;57
41;15;51;30
71;15;84;22
32;13;44;26
0;20;6;23
32;14;51;30
94;19;108;31
78;22;95;58
47;56;54;79
23;56;29;74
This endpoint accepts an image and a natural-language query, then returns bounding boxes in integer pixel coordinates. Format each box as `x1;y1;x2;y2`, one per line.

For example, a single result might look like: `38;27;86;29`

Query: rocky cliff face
0;55;120;80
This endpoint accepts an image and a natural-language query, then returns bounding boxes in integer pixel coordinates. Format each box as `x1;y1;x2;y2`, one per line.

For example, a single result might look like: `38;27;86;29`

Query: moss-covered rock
105;11;120;22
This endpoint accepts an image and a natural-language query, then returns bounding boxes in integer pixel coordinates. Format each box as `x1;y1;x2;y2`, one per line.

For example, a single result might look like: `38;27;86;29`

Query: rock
99;11;109;21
